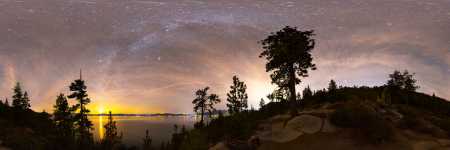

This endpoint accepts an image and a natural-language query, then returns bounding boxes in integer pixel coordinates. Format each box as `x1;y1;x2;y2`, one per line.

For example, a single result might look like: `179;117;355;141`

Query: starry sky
0;0;449;113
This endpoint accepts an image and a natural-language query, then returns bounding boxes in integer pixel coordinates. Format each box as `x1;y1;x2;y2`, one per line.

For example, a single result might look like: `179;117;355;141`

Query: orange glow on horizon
87;102;164;114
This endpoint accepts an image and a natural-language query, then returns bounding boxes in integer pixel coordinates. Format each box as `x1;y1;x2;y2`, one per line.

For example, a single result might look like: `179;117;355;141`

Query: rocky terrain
210;101;450;150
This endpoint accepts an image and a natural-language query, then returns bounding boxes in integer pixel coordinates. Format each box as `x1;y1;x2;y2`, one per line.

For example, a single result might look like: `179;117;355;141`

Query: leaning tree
192;87;221;127
259;26;317;113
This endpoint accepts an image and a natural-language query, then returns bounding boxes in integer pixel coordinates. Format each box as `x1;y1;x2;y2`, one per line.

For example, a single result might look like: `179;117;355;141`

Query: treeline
0;74;145;150
301;70;450;116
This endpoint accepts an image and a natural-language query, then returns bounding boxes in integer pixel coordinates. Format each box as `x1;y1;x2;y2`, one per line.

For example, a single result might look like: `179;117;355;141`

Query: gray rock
257;129;303;143
286;115;322;134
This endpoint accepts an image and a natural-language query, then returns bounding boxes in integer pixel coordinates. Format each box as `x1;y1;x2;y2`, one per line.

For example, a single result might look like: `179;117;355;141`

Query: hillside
0;106;59;150
180;86;450;150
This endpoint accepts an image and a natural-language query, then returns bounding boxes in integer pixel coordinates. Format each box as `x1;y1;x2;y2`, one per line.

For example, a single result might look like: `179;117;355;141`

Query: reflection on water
98;116;104;140
89;115;196;148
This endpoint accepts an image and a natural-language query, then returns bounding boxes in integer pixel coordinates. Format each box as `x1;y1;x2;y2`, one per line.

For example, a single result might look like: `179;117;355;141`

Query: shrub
330;103;393;144
330;104;375;128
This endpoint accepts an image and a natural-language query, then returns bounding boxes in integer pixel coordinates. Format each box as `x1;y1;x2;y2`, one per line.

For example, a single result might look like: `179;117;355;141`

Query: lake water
89;115;197;148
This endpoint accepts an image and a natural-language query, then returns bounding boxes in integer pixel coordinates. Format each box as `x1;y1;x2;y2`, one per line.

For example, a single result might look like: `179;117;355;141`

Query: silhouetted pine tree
226;75;248;114
192;87;221;127
259;98;265;109
102;111;121;150
259;26;317;114
53;93;75;137
328;79;337;91
302;86;313;100
68;72;94;149
4;98;9;107
12;82;30;110
142;129;153;150
23;92;30;108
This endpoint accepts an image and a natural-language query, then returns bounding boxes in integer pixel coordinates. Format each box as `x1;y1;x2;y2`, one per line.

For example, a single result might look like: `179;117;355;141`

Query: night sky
0;0;449;113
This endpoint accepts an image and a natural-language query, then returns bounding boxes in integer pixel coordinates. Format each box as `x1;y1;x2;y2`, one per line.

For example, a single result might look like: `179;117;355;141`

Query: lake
89;115;197;148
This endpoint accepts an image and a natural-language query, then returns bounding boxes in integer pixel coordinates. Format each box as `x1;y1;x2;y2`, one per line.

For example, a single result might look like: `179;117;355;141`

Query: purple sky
0;0;449;113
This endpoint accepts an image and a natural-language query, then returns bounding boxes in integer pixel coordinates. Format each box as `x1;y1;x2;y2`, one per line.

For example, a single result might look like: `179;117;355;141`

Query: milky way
0;0;449;113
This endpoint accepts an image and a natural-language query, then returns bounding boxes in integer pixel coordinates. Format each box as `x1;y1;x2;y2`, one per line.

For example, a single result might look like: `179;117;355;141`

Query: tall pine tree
12;82;30;110
53;93;74;137
23;92;30;109
259;26;316;114
226;76;248;114
302;86;313;100
328;79;337;91
4;98;9;107
68;71;93;148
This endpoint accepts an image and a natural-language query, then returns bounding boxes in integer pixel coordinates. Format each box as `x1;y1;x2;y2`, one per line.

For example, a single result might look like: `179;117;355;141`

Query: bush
330;103;393;144
330;104;375;128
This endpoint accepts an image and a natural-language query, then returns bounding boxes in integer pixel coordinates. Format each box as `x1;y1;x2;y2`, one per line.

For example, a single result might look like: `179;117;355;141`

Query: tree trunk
288;64;297;114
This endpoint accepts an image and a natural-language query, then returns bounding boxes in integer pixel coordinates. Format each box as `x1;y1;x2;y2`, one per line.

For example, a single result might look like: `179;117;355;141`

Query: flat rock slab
413;141;441;150
257;129;303;143
286;115;323;134
209;142;229;150
256;120;303;143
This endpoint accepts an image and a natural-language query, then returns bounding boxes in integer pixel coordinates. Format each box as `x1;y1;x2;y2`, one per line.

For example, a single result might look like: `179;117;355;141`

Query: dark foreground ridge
1;85;449;150
181;86;450;150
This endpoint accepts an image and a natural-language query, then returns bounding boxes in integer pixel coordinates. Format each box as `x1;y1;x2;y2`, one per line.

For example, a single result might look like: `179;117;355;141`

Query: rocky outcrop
286;115;322;134
209;142;229;150
255;114;337;143
212;103;450;150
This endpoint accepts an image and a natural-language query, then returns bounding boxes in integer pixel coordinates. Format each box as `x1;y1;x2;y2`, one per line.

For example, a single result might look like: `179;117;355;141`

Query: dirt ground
258;130;412;150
